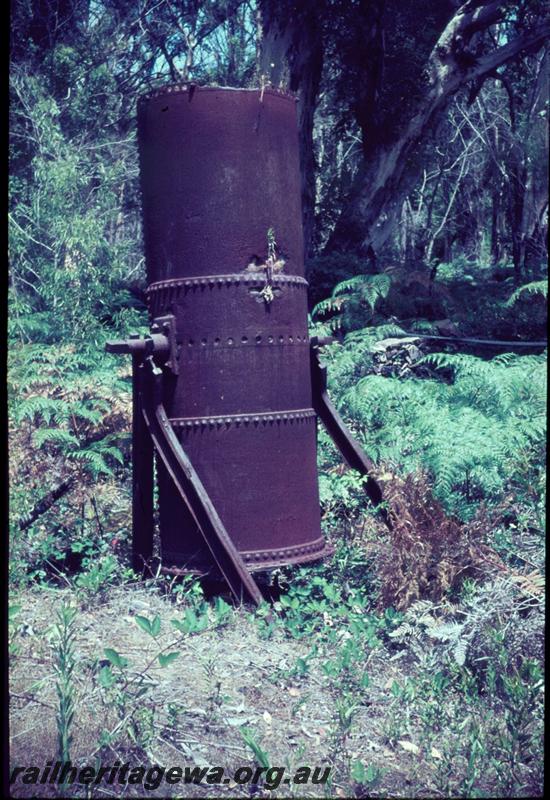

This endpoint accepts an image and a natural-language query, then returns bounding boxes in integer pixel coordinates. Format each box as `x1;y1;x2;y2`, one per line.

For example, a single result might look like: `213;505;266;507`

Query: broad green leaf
98;666;114;688
150;615;161;637
171;618;187;634
104;648;128;669
158;651;180;668
351;760;366;783
135;615;152;635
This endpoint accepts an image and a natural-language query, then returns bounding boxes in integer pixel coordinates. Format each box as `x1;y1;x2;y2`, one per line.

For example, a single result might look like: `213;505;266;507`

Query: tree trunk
325;2;549;257
518;48;549;276
509;153;527;282
490;191;502;265
325;102;451;255
257;0;324;259
344;0;386;158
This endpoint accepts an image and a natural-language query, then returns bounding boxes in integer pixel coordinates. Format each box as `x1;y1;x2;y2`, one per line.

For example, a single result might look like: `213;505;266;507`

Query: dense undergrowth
8;261;546;797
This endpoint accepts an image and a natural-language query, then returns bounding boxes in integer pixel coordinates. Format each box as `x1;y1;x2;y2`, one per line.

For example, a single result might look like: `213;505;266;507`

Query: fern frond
344;323;407;347
453;639;468;666
506;280;548;306
333;347;546;516
73;450;114;478
359;274;392;310
69;404;104;426
425;622;465;640
32;428;79;448
312;274;392;328
332;275;371;296
312;296;346;318
90;440;125;465
14;396;69;425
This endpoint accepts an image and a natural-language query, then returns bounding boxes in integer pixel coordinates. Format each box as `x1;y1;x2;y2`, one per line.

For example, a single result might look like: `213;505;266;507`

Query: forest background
8;1;548;798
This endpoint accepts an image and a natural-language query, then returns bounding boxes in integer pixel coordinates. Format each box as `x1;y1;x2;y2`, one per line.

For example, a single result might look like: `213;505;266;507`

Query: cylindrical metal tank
137;85;330;574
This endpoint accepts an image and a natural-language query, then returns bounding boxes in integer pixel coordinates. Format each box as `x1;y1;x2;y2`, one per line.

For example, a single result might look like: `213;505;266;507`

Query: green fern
9;338;131;515
72;450;114;478
359;274;392;311
344;323;407;347
332;273;392;307
314;324;411;395
312;295;347;317
32;428;80;449
15;396;69;425
332;342;546;517
69;402;107;427
312;273;393;331
8;311;60;343
506;280;548;307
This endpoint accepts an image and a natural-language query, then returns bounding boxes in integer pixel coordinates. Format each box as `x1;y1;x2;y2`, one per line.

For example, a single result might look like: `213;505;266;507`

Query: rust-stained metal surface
136;85;330;574
140;355;264;604
138;85;305;282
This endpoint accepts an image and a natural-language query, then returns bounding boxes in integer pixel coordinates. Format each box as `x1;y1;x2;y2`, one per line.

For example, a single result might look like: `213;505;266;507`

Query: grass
9;527;544;798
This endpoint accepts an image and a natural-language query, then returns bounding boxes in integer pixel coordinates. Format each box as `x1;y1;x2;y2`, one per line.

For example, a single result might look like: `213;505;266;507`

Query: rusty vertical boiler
107;84;382;602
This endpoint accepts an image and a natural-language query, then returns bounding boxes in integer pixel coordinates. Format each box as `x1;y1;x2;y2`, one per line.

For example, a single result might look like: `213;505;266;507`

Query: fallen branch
18;478;75;531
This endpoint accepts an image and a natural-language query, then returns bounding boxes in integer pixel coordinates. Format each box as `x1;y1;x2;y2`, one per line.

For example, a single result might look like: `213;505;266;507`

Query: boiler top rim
138;83;298;105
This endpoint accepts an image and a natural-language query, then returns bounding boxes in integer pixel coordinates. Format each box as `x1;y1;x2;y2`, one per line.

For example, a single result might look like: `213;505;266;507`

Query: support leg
310;339;386;512
132;354;154;573
141;357;264;606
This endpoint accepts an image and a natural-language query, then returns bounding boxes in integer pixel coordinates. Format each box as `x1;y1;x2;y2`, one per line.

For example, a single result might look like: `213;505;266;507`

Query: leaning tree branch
467;23;550;81
325;0;549;255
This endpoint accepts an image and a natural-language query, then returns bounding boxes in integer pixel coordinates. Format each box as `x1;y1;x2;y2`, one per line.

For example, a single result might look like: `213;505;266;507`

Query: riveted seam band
147;273;308;293
139;85;298;104
170;408;317;428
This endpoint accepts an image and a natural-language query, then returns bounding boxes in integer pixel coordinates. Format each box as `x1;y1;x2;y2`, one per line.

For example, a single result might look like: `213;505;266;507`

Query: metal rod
310;342;387;515
390;333;547;349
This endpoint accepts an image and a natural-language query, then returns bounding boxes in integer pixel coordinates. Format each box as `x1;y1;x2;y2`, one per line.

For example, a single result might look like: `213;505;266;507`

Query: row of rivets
161;540;326;568
170;409;316;428
147;274;308;292
182;334;308;346
139;85;297;104
242;539;327;561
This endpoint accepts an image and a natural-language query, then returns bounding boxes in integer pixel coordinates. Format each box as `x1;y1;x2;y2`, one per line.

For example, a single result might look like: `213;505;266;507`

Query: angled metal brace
140;356;264;606
310;338;387;516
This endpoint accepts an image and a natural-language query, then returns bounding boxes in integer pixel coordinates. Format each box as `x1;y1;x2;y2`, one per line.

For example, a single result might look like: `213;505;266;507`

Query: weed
9;601;22;656
351;760;383;795
202;656;223;729
240;726;271;769
53;603;77;792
